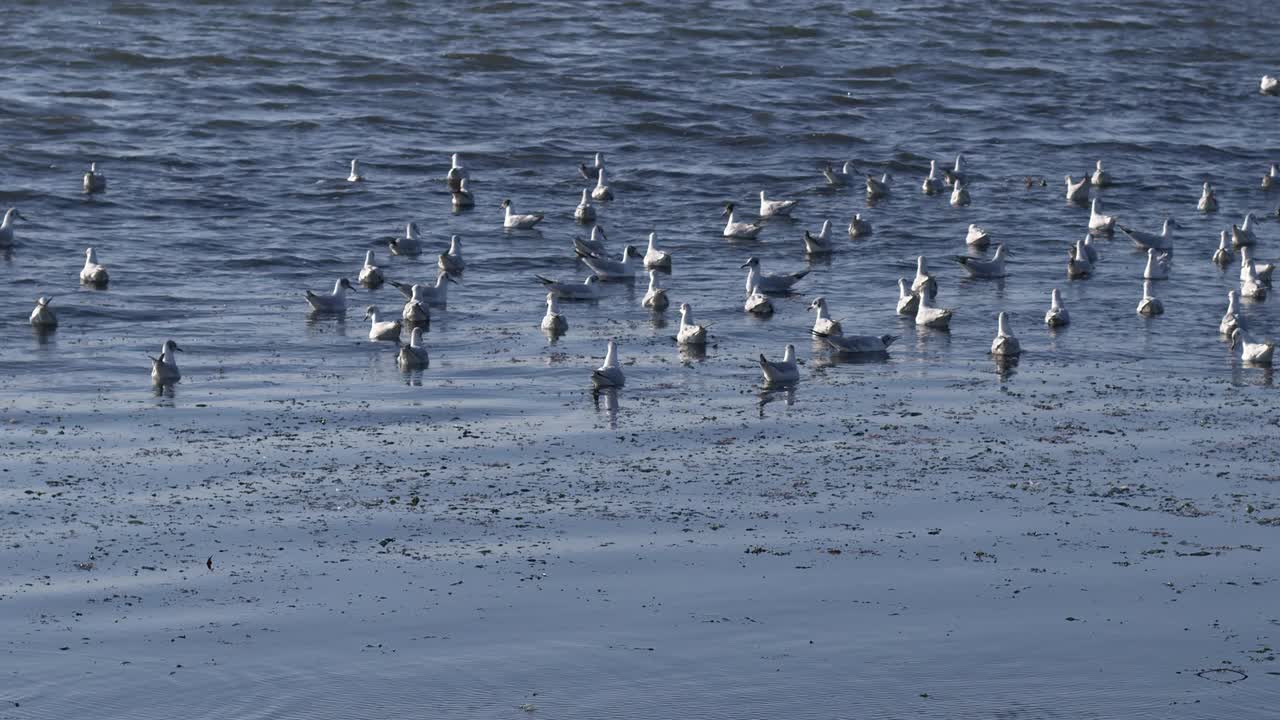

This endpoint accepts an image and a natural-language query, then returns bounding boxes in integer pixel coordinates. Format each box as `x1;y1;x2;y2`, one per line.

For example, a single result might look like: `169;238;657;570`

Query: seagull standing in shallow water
1231;328;1275;365
759;344;799;384
990;312;1021;356
677;303;709;345
641;270;669;311
541;292;568;333
398;327;430;369
150;340;182;384
1137;279;1164;316
592;340;625;388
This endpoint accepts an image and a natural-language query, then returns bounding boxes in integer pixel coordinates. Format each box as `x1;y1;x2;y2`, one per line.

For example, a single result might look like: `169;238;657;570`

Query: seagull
950;178;970;207
1044;289;1069;327
1261;75;1279;95
1082;236;1100;263
803;220;834;254
451;178;474;209
305;278;355;312
574;189;596;223
1213;231;1233;266
1067;239;1092;279
1231;328;1275;365
943;154;966;187
438;235;465;273
1198;182;1218;212
397;327;430;369
80;248;109;286
579;244;640;280
1137;279;1164;316
743;280;774;315
358;250;384;288
1143;248;1171;280
591;167;613;201
953;244;1006;278
1089;198;1116;233
1262;163;1278;190
1241;269;1268;300
911;256;938;297
579;152;604;181
388;222;422;256
990;312;1021;357
83;162;106;193
740;256;808;294
1220;290;1241;336
822;161;855;187
29;297;57;328
575;226;610;257
759;190;800;218
847;213;872;238
759;344;799;384
866;173;891;200
447;153;468;189
677;303;709;345
722;203;764;239
1091;160;1110;187
641;270;669;311
966;224;991;248
915;292;953;329
149;340;182;384
592;340;625;388
501;199;544;229
1118;217;1174;251
535;274;602;300
0;208;28;246
364;305;402;341
400;284;430;324
896;278;920;315
819;332;898;355
1065;173;1091;204
391;273;457;307
1240;246;1274;285
808;296;842;336
643;232;672;269
922;160;943;195
1231;216;1258;248
347;159;363;182
541;292;568;333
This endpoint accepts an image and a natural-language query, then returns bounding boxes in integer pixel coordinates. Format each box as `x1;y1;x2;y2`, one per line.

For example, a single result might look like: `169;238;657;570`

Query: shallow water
2;2;1279;718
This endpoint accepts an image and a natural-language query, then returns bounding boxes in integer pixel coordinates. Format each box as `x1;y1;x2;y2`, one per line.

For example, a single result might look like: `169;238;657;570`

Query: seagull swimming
83;162;106;194
592;340;625;388
502;199;544;229
954;244;1006;278
364;305;402;341
847;213;872;238
535;274;602;300
743;280;774;315
759;190;800;218
29;296;57;329
643;232;672;269
1241;261;1268;300
1082;236;1100;263
149;340;182;384
347;159;363;182
641;270;669;310
397;327;430;369
579;244;640;280
400;284;430;324
452;177;474;209
912;256;938;297
1118;217;1174;251
1044;289;1069;327
1198;182;1218;212
388;222;422;256
1231;328;1275;365
808;296;842;336
579;152;604;181
80;247;109;287
575;226;610;257
820;332;898;355
759;344;799;384
1261;75;1278;95
741;256;808;294
896;278;920;315
541;292;568;333
943;154;966;187
1213;231;1233;266
574;189;596;223
0;208;28;246
1143;248;1171;280
677;303;709;345
1137;279;1164;316
305;278;355;313
1262;163;1278;190
803;220;833;254
1091;160;1110;187
438;234;465;273
358;250;384;288
447;153;468;189
1065;173;1091;204
950;179;970;207
966;224;991;248
1220;290;1241;336
1240;246;1274;285
391;273;457;307
722;203;764;239
1089;198;1116;233
1067;239;1092;279
990;312;1021;357
922;160;943;195
866;173;891;200
822;161;855;187
591;167;613;201
915;292;953;329
1231;215;1258;247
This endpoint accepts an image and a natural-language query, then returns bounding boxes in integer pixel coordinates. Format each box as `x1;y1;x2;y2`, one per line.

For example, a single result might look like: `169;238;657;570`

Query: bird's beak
446;275;459;285
174;346;184;353
739;262;750;269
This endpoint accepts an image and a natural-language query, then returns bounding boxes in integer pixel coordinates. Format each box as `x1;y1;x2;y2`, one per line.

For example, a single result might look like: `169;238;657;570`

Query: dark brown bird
206;556;213;570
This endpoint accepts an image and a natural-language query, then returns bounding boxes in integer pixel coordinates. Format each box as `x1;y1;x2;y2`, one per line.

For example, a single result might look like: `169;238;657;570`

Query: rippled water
3;2;1279;718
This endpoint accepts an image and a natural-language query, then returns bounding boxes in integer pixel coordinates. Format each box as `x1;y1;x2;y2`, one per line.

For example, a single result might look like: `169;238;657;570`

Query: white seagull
1240;246;1274;285
677;303;709;345
447;153;468;188
452;177;474;209
966;224;991;248
579;244;640;280
388;222;422;256
954;244;1006;278
501;199;544;229
401;284;430;324
391;273;457;308
347;159;363;182
1261;75;1279;95
83;162;106;193
847;213;872;238
643;231;672;269
80;248;109;286
1089;198;1116;233
866;173;891;199
1231;329;1275;365
915;292;953;329
722;203;764;239
1067;239;1092;279
896;278;920;315
922;160;943;195
950;179;970;207
912;256;938;297
822;160;855;187
803;220;833;254
1091;160;1110;187
592;340;625;388
759;344;800;384
0;208;27;246
943;154;966;187
990;312;1021;357
364;305;402;341
1044;289;1069;327
808;296;842;336
575;225;610;257
641;270;669;311
820;333;898;355
1198;182;1217;213
1137;279;1164;316
541;292;568;333
579;152;604;181
30;297;57;328
574;189;596;223
149;340;182;384
1082;236;1100;263
398;327;430;369
1213;231;1233;266
535;274;602;300
1143;248;1171;280
1241;260;1268;299
1262;163;1278;190
741;256;808;294
1220;290;1241;336
358;250;384;288
305;278;355;313
743;280;774;315
1065;173;1091;204
1231;214;1258;247
759;190;799;217
1118;217;1174;251
591;167;613;201
438;235;465;273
